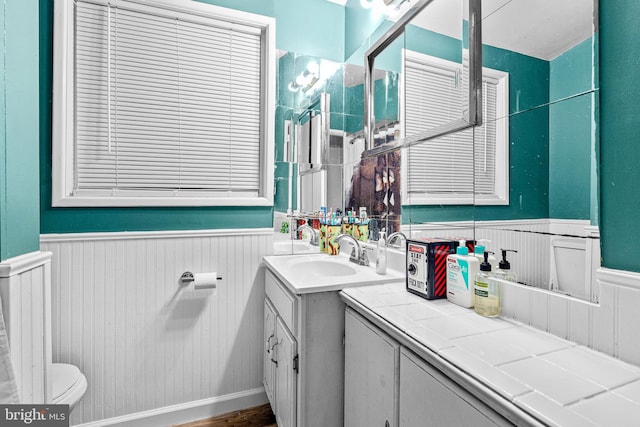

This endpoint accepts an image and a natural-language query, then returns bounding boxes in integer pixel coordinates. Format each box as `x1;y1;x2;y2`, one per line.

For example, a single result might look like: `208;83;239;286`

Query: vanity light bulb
360;0;374;9
306;62;319;76
296;74;307;86
288;82;300;92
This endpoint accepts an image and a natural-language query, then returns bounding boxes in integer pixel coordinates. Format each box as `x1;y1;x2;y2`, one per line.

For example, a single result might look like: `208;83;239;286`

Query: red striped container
406;238;456;300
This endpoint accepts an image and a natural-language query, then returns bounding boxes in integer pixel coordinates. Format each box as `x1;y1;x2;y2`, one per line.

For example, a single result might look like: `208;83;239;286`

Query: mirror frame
363;0;483;157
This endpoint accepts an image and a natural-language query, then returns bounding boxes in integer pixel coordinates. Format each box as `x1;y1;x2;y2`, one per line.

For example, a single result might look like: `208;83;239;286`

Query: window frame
52;0;276;207
400;49;509;206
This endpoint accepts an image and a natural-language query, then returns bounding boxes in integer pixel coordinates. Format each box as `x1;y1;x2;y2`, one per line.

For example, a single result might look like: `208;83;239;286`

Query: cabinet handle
270;342;279;366
266;333;274;353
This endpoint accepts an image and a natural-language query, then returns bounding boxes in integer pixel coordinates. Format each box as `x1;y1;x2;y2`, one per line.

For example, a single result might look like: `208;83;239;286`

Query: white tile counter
341;281;640;427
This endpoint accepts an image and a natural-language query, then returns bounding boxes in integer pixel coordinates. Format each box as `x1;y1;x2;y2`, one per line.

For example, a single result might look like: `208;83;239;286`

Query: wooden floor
174;404;277;427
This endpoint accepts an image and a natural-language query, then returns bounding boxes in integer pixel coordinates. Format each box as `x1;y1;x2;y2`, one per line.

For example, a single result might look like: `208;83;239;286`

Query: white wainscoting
41;229;273;426
405;219;599;291
0;251;53;404
405;219;551;288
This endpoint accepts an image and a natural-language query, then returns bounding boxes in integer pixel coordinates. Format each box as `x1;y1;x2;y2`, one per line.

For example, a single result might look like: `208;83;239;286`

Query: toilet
51;363;87;411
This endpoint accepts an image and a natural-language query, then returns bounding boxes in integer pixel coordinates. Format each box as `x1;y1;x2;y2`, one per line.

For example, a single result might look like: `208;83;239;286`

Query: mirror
273;0;600;304
365;0;599;301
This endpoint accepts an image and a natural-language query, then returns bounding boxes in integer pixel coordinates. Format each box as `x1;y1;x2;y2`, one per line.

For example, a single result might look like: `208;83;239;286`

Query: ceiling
392;0;595;61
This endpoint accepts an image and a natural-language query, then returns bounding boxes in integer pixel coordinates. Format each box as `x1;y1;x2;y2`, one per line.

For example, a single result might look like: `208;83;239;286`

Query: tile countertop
341;282;640;427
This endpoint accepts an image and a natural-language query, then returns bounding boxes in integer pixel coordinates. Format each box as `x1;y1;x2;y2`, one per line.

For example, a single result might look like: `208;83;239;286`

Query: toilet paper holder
180;271;222;285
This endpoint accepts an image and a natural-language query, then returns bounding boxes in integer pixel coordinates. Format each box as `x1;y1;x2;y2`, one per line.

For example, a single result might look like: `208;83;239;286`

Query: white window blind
52;0;275;206
403;50;508;205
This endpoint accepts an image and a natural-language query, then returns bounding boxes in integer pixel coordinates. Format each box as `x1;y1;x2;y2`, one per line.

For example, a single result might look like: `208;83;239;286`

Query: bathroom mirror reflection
393;0;600;301
273;0;600;305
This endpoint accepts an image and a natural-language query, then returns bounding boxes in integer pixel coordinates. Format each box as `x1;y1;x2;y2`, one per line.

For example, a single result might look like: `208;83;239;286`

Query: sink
263;253;405;294
288;258;358;277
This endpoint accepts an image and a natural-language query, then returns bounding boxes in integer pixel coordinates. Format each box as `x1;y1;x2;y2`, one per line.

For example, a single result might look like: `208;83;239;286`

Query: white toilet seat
52;363;87;410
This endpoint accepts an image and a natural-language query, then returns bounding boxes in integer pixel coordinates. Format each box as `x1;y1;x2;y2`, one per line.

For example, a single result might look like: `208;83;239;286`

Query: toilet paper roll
193;272;219;290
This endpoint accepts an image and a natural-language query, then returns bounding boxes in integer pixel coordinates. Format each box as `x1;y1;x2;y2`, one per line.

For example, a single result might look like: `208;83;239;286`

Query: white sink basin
288;258;358;277
263;253;404;294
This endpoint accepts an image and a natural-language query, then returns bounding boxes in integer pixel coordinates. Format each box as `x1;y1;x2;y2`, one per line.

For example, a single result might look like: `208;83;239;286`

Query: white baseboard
74;388;268;427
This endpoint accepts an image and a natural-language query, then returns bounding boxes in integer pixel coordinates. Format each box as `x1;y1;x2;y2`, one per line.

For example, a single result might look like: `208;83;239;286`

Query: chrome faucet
336;234;369;266
297;224;319;246
387;231;407;248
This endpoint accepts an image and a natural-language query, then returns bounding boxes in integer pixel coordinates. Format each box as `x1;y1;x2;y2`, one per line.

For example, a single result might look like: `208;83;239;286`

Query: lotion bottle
376;231;387;275
474;251;500;317
446;240;479;308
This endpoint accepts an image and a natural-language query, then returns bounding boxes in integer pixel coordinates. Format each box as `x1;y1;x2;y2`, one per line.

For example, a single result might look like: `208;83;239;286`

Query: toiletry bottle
473;243;496;269
495;249;518;282
474;251;500;317
376;231;387;275
446;240;479;308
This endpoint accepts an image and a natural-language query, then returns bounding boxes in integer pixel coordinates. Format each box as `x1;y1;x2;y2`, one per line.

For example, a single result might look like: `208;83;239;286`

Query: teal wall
40;0;345;234
399;27;551;224
599;0;640;272
548;37;595;220
0;0;40;261
344;0;390;61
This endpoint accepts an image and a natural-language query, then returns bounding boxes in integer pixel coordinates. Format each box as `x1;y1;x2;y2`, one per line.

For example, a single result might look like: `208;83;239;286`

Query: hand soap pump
495;249;518;282
446;240;479;308
474;241;496;269
376;231;387;275
474;251;500;317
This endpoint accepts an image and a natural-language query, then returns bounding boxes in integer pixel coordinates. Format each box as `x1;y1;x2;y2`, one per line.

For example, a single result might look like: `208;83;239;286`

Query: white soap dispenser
376;231;387;275
446;240;479;308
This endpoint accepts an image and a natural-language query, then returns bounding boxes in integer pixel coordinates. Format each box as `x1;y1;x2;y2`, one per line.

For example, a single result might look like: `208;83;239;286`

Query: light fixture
360;0;375;9
288;62;320;94
288;81;300;92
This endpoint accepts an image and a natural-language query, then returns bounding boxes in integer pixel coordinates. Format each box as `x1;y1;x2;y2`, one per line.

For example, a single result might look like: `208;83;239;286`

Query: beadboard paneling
0;251;53;404
41;230;273;425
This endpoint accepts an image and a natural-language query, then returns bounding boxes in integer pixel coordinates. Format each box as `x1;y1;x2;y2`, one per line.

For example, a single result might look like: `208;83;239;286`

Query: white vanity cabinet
344;308;512;427
399;349;510;426
345;308;399;427
263;268;346;427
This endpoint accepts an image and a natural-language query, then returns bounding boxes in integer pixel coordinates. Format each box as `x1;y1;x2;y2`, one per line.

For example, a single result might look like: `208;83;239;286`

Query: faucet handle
358;248;370;266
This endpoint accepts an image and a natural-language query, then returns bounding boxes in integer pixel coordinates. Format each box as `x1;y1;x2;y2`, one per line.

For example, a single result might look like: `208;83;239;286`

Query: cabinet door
275;316;297;427
345;309;399;427
264;299;277;408
399;349;509;426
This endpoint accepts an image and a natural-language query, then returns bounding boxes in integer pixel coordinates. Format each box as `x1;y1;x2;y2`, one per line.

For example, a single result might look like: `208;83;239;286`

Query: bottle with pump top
473;244;496;269
376;231;387;275
474;251;500;317
446;240;479;308
495;249;518;282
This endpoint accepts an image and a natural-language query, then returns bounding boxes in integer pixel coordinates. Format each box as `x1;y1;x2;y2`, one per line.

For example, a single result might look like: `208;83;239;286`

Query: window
401;49;509;206
52;0;275;207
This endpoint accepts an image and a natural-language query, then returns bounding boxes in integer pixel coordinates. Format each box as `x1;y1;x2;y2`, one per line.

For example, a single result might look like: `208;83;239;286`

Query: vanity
340;282;640;427
262;252;404;427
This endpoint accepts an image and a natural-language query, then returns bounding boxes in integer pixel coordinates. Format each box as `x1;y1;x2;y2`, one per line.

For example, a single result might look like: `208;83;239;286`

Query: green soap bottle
474;251;500;317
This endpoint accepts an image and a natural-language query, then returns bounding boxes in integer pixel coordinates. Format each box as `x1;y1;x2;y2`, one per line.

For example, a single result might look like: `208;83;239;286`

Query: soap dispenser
474;242;496;269
376;231;387;275
474;251;499;317
495;249;518;282
446;240;479;308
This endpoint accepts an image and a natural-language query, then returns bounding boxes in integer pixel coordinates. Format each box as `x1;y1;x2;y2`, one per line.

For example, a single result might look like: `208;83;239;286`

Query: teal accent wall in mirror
277;0;600;303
